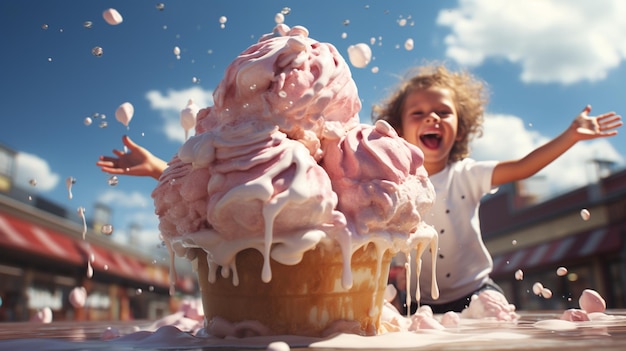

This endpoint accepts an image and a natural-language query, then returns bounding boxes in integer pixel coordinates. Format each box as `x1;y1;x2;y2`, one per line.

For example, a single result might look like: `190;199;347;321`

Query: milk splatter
76;206;87;239
66;176;76;199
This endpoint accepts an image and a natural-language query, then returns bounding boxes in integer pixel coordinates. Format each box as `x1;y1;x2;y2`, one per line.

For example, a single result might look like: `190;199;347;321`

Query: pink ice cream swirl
171;122;343;285
322;120;435;241
152;154;211;264
211;24;361;161
323;120;439;301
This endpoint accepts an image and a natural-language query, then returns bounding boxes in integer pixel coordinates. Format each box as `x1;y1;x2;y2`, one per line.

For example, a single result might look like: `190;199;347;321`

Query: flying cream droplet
515;269;524;281
91;46;103;57
69;287;87;308
532;282;544;295
347;43;372;68
580;208;590;221
556;267;568;276
108;175;118;186
115;102;134;127
404;38;414;51
100;224;113;235
87;259;93;278
66;177;76;199
541;288;553;299
180;99;199;140
103;8;123;26
77;206;87;239
101;224;114;235
274;13;284;24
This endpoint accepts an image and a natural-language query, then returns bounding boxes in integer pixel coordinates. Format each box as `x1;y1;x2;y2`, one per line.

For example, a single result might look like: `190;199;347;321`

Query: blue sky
1;0;625;252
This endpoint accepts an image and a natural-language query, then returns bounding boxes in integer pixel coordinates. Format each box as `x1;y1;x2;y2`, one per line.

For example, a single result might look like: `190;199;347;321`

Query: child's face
400;87;459;172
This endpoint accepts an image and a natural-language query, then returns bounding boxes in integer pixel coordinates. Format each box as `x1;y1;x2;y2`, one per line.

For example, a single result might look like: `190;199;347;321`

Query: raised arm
96;135;168;180
491;105;622;187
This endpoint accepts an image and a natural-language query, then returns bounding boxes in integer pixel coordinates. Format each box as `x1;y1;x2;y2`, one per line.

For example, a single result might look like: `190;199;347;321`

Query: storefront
0;200;197;322
483;169;626;310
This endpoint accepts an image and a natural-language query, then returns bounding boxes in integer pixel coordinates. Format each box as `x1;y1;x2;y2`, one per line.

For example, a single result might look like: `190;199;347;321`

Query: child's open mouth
420;132;442;149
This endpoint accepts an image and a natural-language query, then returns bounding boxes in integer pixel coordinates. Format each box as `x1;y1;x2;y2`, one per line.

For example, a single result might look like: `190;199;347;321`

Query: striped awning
0;212;178;290
491;227;621;276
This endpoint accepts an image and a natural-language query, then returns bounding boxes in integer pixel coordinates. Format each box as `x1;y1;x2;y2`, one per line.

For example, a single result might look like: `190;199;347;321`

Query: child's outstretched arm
96;135;168;180
491;105;622;187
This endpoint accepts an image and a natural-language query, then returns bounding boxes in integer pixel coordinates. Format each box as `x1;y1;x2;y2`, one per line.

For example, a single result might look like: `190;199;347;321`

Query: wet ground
1;311;626;350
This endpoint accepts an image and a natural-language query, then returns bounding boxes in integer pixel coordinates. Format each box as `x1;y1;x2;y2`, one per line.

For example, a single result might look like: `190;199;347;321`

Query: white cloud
109;213;161;247
145;86;213;143
14;152;60;192
471;113;624;199
437;0;626;84
96;189;152;208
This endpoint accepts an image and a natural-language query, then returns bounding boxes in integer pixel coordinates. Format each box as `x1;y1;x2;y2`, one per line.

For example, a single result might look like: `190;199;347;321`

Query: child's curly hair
372;63;489;163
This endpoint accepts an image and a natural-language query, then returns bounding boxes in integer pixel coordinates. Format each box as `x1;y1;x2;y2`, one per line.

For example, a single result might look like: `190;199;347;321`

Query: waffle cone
196;243;392;336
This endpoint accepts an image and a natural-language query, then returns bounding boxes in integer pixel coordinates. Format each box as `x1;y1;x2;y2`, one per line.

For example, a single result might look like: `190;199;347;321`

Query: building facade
483;168;626;310
0;144;197;322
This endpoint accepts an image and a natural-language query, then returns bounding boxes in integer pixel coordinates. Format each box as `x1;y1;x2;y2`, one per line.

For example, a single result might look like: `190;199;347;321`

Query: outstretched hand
570;105;622;141
96;135;167;180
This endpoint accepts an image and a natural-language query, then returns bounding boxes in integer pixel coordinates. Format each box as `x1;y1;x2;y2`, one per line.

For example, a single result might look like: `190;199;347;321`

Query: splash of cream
77;206;86;240
66;176;75;199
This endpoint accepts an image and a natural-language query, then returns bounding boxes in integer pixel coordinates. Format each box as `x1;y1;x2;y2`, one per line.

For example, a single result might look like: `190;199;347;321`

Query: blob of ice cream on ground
152;24;439;338
114;287;612;340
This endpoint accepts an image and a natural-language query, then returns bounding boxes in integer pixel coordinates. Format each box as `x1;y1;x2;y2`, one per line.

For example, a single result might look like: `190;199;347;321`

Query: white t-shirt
408;158;499;304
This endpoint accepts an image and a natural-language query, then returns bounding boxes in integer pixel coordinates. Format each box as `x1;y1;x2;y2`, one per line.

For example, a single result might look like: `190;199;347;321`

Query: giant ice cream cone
152;24;438;338
196;244;393;337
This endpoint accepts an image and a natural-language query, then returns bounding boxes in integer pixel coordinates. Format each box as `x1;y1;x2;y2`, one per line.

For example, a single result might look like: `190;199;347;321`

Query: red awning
491;227;621;276
87;244;170;289
0;212;177;290
0;213;84;265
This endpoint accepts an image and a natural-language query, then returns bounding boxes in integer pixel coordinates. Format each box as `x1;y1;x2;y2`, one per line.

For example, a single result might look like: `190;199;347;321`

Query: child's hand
570;105;622;141
96;135;167;179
